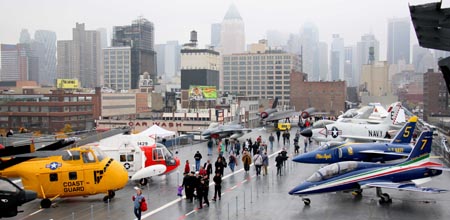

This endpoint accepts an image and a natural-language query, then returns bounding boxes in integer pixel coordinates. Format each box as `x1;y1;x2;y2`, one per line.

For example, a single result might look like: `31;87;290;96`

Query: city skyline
0;0;445;61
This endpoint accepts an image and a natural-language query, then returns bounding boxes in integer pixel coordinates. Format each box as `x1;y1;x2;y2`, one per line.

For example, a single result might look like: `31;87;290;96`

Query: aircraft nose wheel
378;193;392;204
302;198;311;205
40;199;52;208
352;189;363;199
376;187;392;204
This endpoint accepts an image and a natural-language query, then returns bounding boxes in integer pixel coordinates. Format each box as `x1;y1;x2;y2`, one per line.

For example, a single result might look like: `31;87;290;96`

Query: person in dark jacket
203;159;213;179
212;172;222;201
197;177;209;209
214;157;226;176
275;153;284;176
194;151;202;171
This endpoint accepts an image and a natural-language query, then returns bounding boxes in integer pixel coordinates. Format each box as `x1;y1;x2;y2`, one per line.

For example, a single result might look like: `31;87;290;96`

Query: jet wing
360;181;447;193
359;150;409;157
340;135;391;143
263;111;300;122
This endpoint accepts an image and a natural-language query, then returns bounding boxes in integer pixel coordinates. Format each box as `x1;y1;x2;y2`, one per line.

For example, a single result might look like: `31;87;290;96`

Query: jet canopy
318;141;345;150
306;161;358;182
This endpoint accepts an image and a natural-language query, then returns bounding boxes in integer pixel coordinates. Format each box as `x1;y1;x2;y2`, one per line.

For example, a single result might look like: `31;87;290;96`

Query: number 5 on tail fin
390;116;418;144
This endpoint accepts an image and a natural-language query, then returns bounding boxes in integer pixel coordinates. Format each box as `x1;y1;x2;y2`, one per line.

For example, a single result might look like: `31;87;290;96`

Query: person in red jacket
184;160;190;174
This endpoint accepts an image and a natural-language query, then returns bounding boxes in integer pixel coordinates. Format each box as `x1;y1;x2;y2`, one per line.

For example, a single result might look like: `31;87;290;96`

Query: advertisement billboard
56;79;79;89
189;86;217;100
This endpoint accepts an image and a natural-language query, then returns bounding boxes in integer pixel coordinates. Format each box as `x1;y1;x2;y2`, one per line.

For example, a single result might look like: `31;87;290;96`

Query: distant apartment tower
112;17;157;88
220;4;245;55
34;30;57;86
1;44;29;81
356;33;380;87
330;34;345;81
155;41;181;80
57;23;102;88
103;47;131;90
387;17;411;64
222;40;301;107
423;69;450;120
210;23;221;48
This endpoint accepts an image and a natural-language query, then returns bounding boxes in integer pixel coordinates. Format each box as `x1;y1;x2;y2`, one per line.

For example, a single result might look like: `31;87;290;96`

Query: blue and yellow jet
289;131;450;205
292;116;418;164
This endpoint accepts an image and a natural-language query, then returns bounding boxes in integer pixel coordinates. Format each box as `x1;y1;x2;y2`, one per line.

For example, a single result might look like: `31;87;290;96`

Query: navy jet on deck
293;116;417;164
289;131;450;205
258;97;317;124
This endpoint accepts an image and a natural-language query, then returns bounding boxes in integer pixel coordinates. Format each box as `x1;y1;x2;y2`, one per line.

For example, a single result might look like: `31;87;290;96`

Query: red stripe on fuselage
339;161;442;186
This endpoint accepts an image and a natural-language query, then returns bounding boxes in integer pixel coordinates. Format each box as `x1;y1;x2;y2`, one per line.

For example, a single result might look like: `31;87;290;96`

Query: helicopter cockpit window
153;149;164;161
0;178;19;193
120;154;126;162
91;147;106;162
62;150;81;161
82;151;96;163
161;146;176;166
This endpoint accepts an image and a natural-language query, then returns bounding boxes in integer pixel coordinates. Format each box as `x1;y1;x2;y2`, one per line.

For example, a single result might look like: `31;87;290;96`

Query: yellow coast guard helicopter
0;146;129;208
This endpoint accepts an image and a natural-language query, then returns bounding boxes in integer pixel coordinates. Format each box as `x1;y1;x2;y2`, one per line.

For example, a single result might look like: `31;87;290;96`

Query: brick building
290;71;346;116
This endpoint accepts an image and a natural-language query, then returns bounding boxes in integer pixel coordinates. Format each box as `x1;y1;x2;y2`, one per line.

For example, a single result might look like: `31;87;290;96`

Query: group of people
181;157;224;209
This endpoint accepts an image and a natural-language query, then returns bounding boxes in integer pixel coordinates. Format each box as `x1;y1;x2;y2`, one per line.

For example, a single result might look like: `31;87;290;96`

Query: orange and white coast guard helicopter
0;146;128;208
85;130;180;185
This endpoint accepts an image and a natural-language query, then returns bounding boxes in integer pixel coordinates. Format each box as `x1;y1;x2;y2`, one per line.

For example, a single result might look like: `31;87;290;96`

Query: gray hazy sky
0;0;447;59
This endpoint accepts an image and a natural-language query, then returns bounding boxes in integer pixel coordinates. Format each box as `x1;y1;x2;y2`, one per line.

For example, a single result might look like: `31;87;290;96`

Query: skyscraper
210;23;221;48
318;42;328;81
344;46;356;86
112;17;157;88
266;30;289;48
155;41;181;81
330;34;344;81
57;23;102;88
356;33;380;87
1;44;29;81
34;30;57;86
299;22;320;81
19;29;31;44
219;4;245;55
387;17;411;64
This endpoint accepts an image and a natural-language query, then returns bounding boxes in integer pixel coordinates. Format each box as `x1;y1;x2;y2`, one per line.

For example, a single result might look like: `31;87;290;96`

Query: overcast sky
0;0;447;60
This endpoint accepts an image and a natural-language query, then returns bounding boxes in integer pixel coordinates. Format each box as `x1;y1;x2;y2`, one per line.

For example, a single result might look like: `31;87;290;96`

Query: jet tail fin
404;131;433;162
272;97;279;109
390;116;418;144
384;102;402;125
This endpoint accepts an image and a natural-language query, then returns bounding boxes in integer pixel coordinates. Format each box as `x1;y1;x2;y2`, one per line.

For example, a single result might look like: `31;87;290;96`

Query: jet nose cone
300;128;312;138
292;152;315;163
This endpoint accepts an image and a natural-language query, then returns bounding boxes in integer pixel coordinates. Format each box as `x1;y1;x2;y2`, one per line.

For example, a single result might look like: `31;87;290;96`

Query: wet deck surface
8;128;450;220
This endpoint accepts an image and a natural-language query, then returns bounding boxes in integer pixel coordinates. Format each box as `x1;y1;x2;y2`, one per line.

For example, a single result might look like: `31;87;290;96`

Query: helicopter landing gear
376;187;392;204
139;178;148;186
103;190;116;203
40;198;52;208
